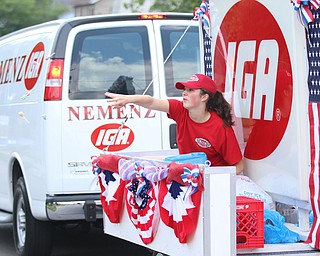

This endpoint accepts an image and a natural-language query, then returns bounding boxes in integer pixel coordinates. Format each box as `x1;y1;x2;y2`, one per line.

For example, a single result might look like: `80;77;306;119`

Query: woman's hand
105;92;130;108
235;159;244;175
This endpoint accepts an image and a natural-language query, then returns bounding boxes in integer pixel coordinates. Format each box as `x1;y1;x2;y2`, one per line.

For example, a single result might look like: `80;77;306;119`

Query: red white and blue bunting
194;0;212;77
91;154;204;244
194;0;211;39
292;0;320;26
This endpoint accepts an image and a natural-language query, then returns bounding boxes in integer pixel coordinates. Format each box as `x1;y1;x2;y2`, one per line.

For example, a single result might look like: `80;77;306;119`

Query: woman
105;73;243;174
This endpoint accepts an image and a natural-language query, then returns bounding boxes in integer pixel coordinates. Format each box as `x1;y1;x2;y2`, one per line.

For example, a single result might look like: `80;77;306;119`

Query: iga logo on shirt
195;138;211;148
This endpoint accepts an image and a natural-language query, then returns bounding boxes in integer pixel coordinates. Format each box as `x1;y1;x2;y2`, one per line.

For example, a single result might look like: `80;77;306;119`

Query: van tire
13;177;53;256
151;251;168;256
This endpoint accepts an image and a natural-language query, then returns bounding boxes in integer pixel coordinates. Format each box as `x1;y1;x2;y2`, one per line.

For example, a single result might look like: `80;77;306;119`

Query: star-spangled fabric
99;170;125;223
91;154;126;223
195;0;212;77
118;159;165;244
307;8;320;102
203;31;212;78
305;6;320;250
306;102;320;249
158;162;203;243
202;0;212;78
124;178;160;244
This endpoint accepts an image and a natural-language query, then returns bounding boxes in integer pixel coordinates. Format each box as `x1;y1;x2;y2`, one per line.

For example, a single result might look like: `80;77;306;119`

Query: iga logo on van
213;0;293;160
0;42;44;90
91;123;135;151
24;42;45;90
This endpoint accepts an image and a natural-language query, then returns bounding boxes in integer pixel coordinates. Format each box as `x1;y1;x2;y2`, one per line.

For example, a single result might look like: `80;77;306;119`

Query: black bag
108;75;135;95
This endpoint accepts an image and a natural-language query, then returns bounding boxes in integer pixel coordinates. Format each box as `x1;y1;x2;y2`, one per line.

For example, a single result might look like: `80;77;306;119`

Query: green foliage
0;0;67;36
123;0;147;13
124;0;200;13
151;0;199;12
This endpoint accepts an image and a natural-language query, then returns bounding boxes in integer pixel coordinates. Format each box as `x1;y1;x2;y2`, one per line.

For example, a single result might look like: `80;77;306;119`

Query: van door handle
169;123;178;149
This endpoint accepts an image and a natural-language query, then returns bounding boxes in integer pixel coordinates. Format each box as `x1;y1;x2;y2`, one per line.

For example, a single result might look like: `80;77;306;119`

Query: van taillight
139;14;166;19
44;59;64;101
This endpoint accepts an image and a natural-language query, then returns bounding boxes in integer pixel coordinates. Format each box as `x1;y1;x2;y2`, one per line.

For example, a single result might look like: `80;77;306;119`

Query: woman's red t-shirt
168;99;242;166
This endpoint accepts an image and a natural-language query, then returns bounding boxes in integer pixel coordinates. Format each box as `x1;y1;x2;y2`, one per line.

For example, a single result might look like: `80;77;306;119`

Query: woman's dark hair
200;89;235;126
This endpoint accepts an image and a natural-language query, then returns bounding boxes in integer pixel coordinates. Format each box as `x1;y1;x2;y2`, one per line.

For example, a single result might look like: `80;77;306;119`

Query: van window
161;25;201;97
68;24;200;100
69;26;152;100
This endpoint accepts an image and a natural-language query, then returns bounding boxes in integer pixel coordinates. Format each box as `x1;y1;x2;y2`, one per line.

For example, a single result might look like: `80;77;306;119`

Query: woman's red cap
175;74;217;94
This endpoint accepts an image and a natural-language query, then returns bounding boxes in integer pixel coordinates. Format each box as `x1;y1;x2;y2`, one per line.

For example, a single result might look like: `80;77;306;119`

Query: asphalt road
3;222;320;256
0;223;152;256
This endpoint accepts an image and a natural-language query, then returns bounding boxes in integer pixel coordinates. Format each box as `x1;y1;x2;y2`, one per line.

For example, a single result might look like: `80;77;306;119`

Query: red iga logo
24;42;45;90
214;0;293;160
0;42;45;90
91;123;134;151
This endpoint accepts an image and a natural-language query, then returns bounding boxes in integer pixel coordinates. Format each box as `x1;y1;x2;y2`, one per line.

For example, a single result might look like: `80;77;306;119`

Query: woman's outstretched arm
105;92;170;113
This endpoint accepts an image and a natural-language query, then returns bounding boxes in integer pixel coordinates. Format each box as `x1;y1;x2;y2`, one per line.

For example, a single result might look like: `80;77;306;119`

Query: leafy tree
123;0;147;13
124;0;201;13
0;0;67;36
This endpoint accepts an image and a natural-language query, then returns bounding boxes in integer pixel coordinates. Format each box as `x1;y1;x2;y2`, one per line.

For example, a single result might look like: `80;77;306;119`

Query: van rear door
60;20;163;192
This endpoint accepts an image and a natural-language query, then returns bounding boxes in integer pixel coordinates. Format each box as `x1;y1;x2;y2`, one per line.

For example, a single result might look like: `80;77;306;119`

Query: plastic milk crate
236;196;264;249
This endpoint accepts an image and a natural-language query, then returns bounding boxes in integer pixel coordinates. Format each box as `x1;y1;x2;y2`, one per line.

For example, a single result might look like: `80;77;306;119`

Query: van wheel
151;251;168;256
13;177;53;256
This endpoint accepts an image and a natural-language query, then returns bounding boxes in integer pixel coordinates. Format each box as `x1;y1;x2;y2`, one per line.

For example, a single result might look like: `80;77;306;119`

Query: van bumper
46;194;103;222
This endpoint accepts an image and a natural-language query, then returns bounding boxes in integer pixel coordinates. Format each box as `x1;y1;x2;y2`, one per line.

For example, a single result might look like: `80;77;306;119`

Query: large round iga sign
213;0;293;160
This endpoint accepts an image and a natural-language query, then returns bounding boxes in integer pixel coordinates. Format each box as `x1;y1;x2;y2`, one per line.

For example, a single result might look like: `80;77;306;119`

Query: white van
0;13;201;255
